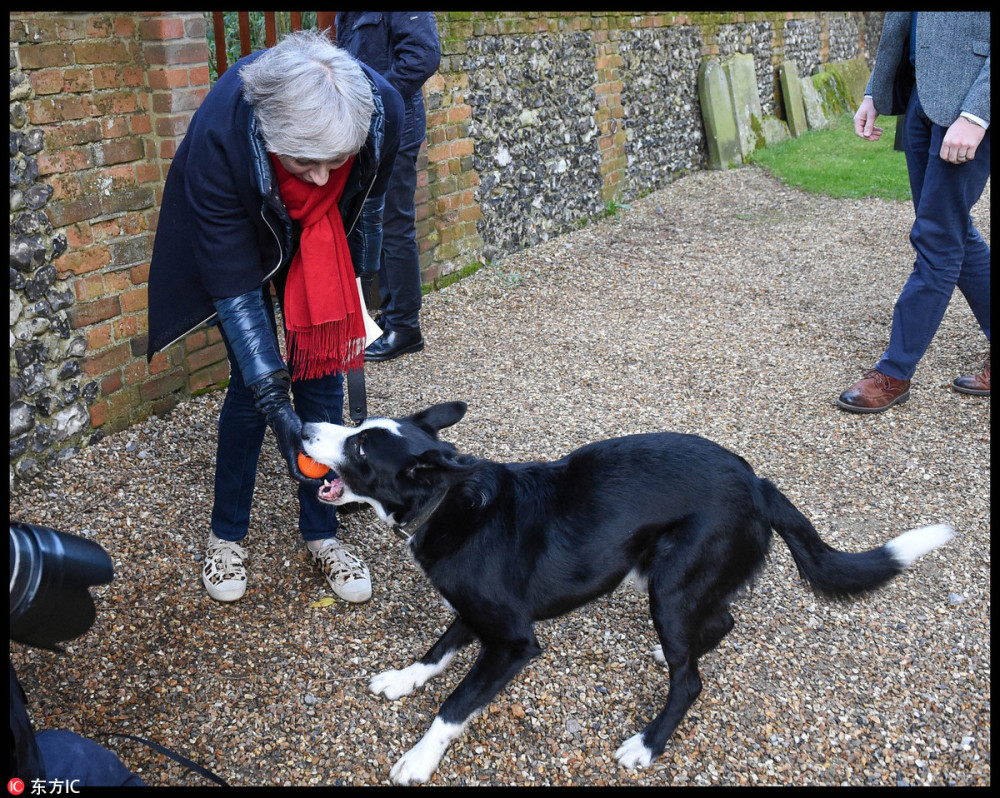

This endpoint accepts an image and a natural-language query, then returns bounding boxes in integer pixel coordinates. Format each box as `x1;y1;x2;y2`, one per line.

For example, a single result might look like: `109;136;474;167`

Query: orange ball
297;452;330;479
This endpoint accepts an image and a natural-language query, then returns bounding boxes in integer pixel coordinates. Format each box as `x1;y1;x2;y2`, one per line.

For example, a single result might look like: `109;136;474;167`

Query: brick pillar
593;19;627;203
140;13;210;164
13;12;156;443
136;13;229;408
421;14;483;284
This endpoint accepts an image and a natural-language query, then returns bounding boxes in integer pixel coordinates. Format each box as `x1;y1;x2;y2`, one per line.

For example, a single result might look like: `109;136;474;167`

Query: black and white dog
303;402;953;785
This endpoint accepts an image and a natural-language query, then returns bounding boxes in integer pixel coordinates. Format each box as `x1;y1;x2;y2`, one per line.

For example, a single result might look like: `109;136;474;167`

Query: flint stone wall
467;32;605;262
459;12;876;268
782;18;823;81
619;25;706;197
11;57;93;480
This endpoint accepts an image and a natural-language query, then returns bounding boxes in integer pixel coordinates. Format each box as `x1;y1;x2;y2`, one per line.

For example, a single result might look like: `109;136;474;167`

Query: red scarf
271;153;365;380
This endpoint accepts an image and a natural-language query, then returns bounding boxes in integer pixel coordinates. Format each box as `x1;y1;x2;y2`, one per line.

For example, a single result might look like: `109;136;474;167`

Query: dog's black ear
408;402;467;437
405;446;469;483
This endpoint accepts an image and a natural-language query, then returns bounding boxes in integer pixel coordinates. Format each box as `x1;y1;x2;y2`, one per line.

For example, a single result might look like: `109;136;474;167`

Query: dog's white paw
389;745;440;785
369;667;422;700
651;644;665;665
615;733;654;768
388;718;463;785
370;655;455;701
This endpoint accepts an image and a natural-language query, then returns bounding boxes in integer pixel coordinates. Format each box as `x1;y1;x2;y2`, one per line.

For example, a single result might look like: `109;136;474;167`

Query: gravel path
10;167;990;787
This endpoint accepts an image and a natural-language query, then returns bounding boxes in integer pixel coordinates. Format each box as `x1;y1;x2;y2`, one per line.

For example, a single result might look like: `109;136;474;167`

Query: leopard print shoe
202;533;248;602
310;539;371;603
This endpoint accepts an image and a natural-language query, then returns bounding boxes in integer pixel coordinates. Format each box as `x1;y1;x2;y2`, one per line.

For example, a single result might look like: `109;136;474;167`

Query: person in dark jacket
336;12;441;361
147;30;403;603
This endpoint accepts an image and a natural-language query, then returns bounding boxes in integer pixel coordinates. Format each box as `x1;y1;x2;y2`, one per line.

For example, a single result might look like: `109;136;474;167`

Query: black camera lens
10;522;114;652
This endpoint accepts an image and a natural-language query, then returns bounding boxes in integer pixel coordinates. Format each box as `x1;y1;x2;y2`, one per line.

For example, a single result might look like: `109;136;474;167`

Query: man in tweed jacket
838;12;991;412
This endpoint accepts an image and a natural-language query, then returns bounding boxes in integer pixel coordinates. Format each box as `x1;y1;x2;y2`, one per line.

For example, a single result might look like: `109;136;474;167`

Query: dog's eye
354;437;366;458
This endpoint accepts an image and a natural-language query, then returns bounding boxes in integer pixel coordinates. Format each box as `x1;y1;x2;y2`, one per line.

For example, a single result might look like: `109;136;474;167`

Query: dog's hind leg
617;579;732;767
389;634;541;785
652;608;734;664
694;608;734;658
370;616;476;701
616;647;703;767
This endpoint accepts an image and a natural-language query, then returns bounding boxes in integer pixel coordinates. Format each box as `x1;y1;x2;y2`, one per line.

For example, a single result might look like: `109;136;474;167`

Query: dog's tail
759;479;954;598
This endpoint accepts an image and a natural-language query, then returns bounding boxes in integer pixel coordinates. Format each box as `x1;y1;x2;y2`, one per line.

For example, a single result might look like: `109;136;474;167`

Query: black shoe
364;329;424;363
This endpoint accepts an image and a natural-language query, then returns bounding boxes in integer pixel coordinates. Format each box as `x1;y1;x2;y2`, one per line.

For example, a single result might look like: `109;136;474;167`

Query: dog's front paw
615;732;654;768
390;745;440;785
387;717;461;785
370;667;422;700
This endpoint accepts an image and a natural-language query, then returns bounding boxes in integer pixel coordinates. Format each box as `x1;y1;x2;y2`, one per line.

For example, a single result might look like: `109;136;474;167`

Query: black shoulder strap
346;367;368;423
96;733;230;787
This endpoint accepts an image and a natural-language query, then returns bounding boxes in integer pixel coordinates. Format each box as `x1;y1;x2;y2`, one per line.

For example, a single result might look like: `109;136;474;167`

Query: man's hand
853;96;883;142
940;116;986;165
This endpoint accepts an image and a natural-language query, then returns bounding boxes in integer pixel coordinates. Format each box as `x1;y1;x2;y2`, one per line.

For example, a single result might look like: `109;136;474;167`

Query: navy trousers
211;292;342;543
877;91;991;380
375;144;423;333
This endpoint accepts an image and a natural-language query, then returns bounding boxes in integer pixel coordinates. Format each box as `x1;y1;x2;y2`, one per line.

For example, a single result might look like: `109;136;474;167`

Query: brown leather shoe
837;369;911;413
952;350;990;396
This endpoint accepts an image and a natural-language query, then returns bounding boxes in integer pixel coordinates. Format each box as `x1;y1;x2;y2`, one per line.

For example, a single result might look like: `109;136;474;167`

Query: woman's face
276;154;350;186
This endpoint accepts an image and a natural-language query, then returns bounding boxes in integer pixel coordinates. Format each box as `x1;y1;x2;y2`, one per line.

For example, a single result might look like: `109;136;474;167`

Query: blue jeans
211;296;342;543
877;91;991;380
36;730;146;787
376;144;423;332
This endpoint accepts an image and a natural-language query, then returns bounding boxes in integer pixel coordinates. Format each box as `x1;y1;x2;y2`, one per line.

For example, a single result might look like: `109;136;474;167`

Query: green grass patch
749;112;911;202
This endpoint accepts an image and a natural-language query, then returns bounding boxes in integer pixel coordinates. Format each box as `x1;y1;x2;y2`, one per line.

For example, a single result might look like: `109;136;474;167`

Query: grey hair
240;29;374;161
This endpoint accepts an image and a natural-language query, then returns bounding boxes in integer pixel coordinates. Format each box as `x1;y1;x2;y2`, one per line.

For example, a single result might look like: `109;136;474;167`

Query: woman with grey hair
147;29;403;605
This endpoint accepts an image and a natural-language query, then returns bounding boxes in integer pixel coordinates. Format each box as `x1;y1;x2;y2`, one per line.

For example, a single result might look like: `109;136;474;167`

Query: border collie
303;402;953;785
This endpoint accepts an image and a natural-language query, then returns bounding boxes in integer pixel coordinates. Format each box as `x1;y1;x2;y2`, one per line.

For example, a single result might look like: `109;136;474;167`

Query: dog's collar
394;487;450;540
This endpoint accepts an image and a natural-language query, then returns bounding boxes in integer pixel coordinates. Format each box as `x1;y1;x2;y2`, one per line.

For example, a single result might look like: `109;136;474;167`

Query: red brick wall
12;11;226;438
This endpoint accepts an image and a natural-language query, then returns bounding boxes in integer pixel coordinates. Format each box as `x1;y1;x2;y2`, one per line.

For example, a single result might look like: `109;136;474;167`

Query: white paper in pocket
356;277;383;347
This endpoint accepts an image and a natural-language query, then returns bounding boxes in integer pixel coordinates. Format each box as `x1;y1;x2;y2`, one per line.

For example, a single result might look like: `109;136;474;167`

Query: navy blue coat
146;49;403;358
335;12;440;154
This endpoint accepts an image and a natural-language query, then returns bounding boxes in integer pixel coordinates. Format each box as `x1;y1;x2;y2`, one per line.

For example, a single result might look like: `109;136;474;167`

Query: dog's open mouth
318;477;345;504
